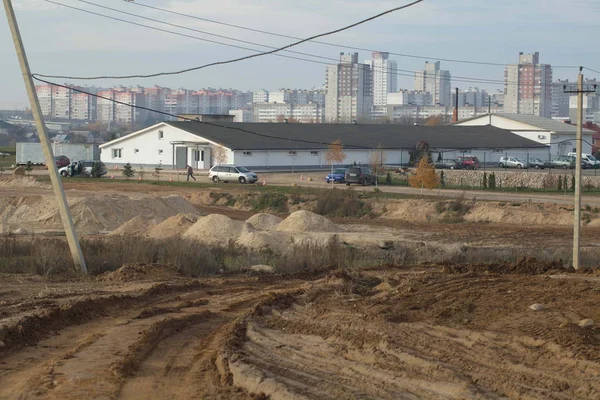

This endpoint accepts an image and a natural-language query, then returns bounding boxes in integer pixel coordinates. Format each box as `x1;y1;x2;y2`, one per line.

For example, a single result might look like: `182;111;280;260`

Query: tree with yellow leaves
325;138;346;188
409;156;440;194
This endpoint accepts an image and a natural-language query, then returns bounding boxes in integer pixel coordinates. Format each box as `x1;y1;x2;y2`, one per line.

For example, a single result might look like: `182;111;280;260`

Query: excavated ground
0;263;599;399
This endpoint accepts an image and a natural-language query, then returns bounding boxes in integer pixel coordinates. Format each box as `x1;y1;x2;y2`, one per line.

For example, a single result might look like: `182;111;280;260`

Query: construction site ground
0;177;599;399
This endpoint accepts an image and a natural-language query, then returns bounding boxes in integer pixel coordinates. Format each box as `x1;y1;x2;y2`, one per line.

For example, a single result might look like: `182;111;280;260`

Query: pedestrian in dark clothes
187;165;196;181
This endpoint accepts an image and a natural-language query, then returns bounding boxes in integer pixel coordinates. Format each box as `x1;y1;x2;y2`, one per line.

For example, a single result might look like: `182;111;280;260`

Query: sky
1;0;600;109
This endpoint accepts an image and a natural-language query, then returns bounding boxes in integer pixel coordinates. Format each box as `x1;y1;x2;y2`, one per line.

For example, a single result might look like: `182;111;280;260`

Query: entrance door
175;147;187;169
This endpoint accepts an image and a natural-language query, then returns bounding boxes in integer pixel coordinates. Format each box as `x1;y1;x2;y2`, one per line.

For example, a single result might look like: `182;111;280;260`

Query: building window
310;151;319;156
158;130;164;140
243;151;252;156
134;149;139;154
112;148;122;159
158;149;163;155
289;151;297;156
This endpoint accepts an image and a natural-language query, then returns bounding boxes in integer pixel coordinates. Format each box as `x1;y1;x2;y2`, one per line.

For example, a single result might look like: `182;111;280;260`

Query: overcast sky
1;0;599;109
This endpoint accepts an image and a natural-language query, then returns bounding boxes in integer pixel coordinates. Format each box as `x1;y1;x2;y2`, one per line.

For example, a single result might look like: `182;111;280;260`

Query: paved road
16;168;600;206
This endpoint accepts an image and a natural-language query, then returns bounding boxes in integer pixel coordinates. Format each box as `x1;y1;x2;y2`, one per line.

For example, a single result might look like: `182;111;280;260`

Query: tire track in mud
0;276;309;400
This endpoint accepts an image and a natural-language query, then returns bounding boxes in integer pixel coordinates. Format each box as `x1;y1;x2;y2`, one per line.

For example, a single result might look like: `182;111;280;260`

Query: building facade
414;61;451;106
325;53;373;123
253;102;322;123
504;52;552;118
365;52;397;106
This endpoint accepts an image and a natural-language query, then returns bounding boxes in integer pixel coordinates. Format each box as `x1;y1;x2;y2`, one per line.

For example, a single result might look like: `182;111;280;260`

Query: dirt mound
108;216;153;237
236;231;292;254
182;214;243;245
145;213;199;239
98;263;181;282
464;203;574;225
441;257;571;275
0;194;198;233
276;210;342;233
0;176;50;189
381;199;439;222
245;213;283;231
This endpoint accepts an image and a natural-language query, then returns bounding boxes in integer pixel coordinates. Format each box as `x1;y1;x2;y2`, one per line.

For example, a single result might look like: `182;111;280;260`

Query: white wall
100;123;219;169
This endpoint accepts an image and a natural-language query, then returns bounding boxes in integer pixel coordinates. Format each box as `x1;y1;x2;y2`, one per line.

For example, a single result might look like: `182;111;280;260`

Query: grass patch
246;192;288;213
313;188;371;218
209;192;236;207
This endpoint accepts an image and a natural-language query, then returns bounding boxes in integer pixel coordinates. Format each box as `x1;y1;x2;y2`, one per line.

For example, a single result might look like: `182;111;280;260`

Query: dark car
527;158;546;169
326;168;346;183
54;155;70;168
435;159;462;169
456;155;480;170
345;166;376;186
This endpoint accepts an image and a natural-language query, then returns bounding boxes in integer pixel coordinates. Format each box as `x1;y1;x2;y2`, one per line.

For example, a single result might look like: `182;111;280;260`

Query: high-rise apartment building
365;52;397;106
504;52;552;117
450;88;488;108
35;84;97;121
414;61;451;106
253;90;269;104
325;53;373;123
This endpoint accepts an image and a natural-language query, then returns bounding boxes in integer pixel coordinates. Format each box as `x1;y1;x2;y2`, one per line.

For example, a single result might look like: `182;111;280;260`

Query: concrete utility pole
564;68;596;270
3;0;87;273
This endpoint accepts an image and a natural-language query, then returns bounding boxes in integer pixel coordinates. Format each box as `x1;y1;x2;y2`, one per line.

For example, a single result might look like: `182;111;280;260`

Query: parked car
58;160;107;177
208;165;258;184
498;156;528;169
567;152;600;169
527;158;546;169
345;166;376;186
54;155;70;168
434;159;462;169
456;155;480;170
548;156;575;169
326;168;346;183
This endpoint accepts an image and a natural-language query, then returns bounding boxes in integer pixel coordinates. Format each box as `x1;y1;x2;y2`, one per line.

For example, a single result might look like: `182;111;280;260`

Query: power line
584;67;600;75
36;1;571;89
38;0;424;80
129;0;579;69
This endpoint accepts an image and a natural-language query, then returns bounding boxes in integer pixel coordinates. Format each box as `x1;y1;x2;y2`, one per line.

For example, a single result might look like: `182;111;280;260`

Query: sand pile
245;213;282;231
381;200;439;222
276;210;342;233
182;214;243;245
464;203;573;225
0;176;51;189
108;216;152;237
236;231;292;254
98;263;181;282
145;213;199;239
0;194;199;233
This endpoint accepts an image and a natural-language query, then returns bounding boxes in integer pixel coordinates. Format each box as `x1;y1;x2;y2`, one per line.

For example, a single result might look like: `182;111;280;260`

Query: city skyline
1;0;599;109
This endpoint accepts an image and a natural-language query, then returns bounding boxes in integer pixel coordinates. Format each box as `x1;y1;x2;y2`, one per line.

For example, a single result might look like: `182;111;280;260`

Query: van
567;153;600;169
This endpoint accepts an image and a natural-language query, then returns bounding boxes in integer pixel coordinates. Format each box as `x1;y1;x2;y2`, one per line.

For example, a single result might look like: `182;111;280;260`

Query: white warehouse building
454;113;595;156
100;121;549;170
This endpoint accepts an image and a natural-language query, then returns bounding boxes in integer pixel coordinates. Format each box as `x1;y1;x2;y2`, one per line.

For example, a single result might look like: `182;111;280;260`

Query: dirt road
1;263;599;399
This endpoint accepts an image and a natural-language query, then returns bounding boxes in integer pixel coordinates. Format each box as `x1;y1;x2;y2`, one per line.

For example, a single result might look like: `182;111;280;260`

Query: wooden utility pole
564;68;596;270
3;0;87;273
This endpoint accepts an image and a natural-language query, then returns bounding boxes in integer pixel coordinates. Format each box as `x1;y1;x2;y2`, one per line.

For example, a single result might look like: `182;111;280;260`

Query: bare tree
325;138;346;188
369;144;386;187
212;145;228;181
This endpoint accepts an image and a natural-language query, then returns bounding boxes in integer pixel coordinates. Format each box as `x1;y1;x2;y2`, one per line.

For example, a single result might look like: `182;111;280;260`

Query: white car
567;153;600;169
498;156;528;169
208;165;258;184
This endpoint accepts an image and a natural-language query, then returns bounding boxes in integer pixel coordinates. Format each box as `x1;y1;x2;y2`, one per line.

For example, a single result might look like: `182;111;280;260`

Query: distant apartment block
253;90;269;104
253;102;322;123
372;104;504;122
387;90;432;106
229;109;253;123
325;53;373;123
35;84;97;121
414;61;451;106
504;52;552;117
450;88;489;108
365;52;397;106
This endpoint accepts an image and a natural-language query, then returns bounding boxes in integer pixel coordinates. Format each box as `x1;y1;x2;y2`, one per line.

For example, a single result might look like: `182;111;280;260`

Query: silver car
498;156;528;169
209;165;258;184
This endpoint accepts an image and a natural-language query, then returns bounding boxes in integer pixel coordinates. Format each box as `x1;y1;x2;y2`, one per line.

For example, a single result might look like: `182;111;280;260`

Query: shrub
435;195;471;223
488;173;496;189
570;175;575;191
122;163;135;179
25;161;33;175
313;189;371;218
558;175;563;191
209;192;236;207
483;172;488;189
385;172;392;185
91;162;104;178
248;193;288;212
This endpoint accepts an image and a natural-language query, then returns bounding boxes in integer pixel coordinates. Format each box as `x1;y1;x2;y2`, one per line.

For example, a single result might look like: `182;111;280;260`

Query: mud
0;264;599;399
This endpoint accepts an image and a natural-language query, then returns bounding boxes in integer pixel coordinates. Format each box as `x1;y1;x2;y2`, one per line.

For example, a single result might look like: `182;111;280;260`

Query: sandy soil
0;263;599;399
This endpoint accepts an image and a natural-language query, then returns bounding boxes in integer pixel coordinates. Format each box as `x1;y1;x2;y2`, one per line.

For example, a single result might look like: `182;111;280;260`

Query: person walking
186;165;196;181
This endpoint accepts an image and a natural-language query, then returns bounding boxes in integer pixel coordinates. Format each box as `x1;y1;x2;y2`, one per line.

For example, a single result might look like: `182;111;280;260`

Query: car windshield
333;169;346;174
236;166;250;173
588;155;597;161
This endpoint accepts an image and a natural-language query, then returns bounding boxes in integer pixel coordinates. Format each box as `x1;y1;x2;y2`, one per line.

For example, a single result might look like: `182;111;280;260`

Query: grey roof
458;113;595;134
166;121;548;151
